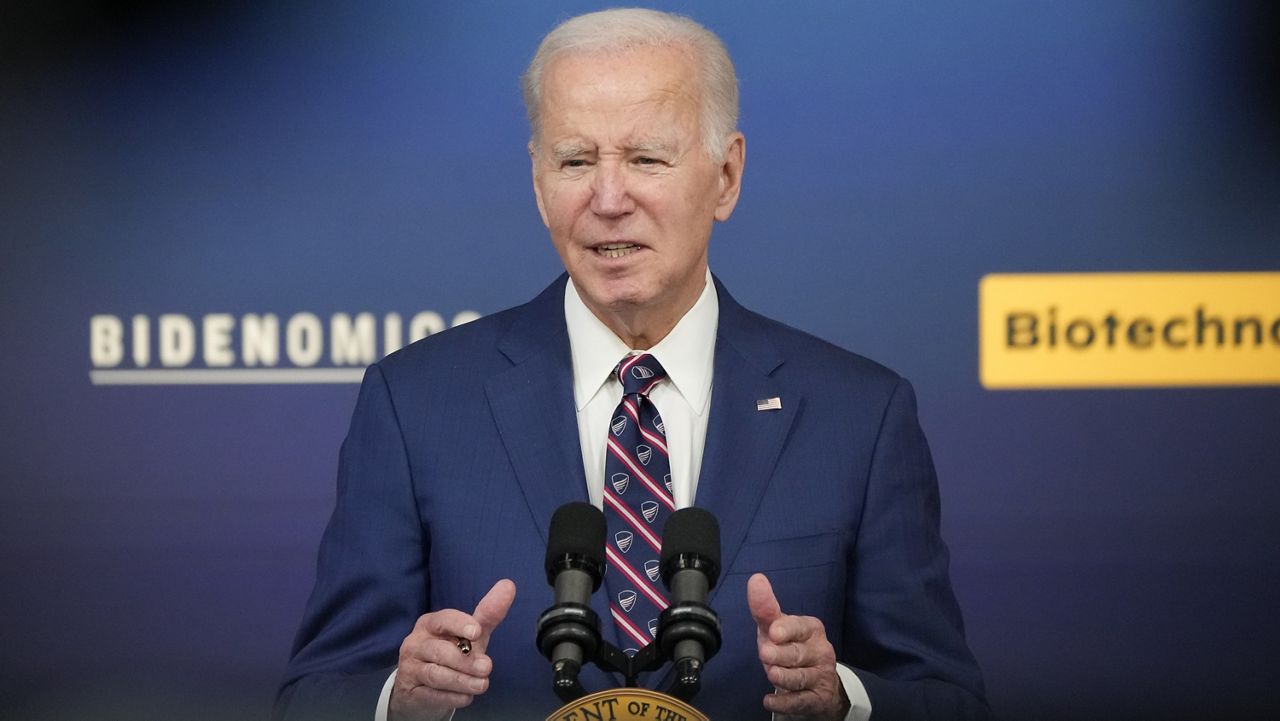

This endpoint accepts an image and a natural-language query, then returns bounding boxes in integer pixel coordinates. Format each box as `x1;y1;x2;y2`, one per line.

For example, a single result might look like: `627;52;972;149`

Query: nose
589;162;635;218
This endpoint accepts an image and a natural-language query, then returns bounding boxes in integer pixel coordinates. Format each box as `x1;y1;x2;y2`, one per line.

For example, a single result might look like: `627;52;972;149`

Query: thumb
472;579;517;641
747;573;783;633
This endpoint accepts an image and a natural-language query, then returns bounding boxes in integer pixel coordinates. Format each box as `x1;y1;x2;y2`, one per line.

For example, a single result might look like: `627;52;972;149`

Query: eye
634;156;662;166
561;159;589;169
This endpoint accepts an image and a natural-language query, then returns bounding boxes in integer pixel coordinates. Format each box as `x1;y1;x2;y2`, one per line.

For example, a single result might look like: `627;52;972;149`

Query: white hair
521;8;739;163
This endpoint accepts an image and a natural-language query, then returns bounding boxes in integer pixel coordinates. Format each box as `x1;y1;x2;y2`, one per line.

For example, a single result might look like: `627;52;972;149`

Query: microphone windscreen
661;507;721;569
546;501;606;568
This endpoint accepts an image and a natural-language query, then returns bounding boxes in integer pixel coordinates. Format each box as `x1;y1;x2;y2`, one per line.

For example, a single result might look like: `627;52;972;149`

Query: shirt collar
564;270;718;414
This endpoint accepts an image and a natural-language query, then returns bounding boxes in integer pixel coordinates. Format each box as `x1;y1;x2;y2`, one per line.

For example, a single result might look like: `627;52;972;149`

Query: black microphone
658;507;722;700
536;502;606;702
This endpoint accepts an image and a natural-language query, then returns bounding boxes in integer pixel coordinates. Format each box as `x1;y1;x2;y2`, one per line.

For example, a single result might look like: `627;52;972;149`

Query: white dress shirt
565;273;717;511
375;271;869;721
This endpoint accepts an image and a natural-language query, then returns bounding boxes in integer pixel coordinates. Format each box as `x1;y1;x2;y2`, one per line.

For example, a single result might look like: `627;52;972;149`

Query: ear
529;142;550;228
713;132;745;222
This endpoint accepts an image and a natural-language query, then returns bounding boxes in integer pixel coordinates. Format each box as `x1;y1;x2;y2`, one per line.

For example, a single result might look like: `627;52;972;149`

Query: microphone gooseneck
536;502;606;702
658;507;723;700
536;502;724;704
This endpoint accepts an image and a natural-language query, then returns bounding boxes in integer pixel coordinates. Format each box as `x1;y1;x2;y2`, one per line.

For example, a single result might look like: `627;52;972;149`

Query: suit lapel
485;276;588;549
483;277;625;672
696;279;800;606
647;279;801;692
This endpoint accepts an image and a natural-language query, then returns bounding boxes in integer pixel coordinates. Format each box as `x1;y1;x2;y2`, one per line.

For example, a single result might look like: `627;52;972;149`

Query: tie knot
614;353;668;396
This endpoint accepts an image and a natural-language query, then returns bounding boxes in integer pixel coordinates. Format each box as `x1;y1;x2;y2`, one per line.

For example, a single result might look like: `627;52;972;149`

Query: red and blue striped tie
602;353;674;654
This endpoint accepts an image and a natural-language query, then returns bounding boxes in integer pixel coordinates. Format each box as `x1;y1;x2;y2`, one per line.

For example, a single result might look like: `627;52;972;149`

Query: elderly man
278;9;987;721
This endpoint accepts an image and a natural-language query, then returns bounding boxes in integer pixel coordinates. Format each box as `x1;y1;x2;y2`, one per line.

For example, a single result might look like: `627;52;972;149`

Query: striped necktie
601;352;674;654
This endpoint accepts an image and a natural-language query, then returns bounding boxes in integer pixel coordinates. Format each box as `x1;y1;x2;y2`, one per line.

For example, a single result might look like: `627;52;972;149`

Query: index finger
767;614;821;645
416;609;482;641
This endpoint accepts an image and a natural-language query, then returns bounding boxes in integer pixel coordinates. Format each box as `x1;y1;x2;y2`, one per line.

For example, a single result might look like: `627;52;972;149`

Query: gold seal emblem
546;687;709;721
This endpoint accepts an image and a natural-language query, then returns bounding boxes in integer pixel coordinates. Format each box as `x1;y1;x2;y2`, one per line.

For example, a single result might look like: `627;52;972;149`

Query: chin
578;277;652;309
595;292;653;313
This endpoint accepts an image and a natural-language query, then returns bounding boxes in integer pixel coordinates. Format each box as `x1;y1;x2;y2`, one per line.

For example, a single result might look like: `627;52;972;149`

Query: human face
530;44;744;347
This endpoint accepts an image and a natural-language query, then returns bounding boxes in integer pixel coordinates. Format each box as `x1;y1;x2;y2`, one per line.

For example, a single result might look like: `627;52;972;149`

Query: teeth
597;243;638;259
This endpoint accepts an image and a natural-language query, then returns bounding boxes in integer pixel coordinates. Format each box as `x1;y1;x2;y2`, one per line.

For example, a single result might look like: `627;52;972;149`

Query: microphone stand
537;505;723;707
536;599;721;704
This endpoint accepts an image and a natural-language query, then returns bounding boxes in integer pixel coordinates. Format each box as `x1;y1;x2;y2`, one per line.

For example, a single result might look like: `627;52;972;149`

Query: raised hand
389;579;517;721
747;573;849;720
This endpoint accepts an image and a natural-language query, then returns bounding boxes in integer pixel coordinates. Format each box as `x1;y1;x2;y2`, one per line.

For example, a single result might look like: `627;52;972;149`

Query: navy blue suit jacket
278;275;987;720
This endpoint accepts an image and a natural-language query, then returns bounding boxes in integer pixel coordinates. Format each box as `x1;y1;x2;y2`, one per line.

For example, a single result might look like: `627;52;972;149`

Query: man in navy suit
279;9;986;721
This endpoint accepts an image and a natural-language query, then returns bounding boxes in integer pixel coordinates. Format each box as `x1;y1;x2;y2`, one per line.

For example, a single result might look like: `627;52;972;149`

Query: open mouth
595;243;641;259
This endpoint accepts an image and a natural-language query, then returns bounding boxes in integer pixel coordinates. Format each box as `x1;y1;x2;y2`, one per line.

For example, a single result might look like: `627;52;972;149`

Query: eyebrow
551;143;591;161
548;139;678;161
631;140;676;155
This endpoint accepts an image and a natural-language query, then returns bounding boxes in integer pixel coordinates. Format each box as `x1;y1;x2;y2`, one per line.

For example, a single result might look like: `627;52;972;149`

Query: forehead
538;44;702;142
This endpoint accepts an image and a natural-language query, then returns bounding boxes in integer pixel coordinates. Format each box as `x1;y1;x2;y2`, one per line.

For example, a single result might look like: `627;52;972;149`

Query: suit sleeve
842;378;990;720
275;364;428;721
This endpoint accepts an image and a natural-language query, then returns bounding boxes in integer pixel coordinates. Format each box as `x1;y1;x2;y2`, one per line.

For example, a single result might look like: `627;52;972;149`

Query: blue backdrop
2;2;1277;719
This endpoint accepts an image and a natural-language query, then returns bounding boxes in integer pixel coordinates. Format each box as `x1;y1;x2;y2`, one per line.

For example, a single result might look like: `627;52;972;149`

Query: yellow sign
546;687;709;721
979;272;1280;388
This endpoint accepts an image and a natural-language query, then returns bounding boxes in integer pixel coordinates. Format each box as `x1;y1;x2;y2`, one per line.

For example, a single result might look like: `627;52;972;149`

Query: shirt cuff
374;669;456;721
771;663;871;721
836;662;872;721
374;670;396;721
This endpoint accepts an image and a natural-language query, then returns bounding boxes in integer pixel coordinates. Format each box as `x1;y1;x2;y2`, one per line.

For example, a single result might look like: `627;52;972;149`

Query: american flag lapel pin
756;397;782;411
